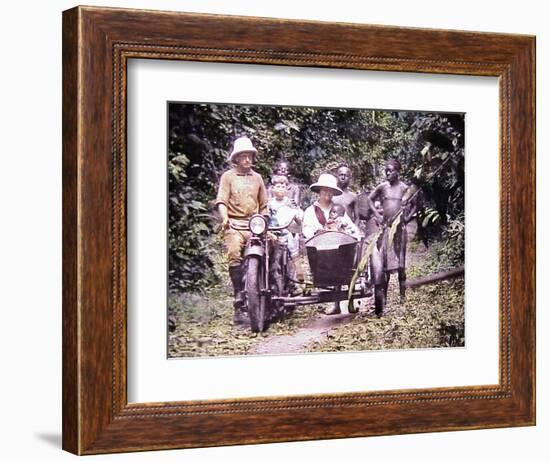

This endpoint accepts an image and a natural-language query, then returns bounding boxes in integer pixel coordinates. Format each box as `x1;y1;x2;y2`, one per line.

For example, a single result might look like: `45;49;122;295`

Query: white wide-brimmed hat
309;173;343;195
228;136;258;163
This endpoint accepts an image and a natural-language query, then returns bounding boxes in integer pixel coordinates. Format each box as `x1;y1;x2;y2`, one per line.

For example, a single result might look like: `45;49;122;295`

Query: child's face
330;206;344;219
272;182;287;199
276;162;289;176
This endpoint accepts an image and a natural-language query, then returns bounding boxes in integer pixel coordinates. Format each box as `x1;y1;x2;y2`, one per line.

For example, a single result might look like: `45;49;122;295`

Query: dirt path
249;312;357;355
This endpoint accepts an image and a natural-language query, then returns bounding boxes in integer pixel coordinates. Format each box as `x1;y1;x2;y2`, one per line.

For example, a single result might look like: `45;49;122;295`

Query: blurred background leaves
168;103;465;293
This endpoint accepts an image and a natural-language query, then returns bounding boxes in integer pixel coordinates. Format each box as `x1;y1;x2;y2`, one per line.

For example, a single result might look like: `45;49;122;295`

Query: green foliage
168;242;464;357
167;288;320;357
403;113;465;258
438;212;465;267
421;207;441;228
168;103;465;293
310;256;465;353
313;280;465;352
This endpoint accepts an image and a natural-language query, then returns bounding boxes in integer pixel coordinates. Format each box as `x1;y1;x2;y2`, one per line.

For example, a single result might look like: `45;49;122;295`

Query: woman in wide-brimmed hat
302;173;344;240
302;173;360;315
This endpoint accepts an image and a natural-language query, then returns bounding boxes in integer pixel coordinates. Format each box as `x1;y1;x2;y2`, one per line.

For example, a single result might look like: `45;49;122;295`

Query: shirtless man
332;165;357;222
367;159;416;315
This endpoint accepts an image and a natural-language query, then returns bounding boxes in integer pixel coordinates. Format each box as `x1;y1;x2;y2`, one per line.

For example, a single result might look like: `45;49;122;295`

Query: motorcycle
230;215;294;332
231;213;373;332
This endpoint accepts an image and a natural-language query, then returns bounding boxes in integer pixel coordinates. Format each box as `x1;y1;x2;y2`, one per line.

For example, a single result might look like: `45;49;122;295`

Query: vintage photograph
167;102;465;358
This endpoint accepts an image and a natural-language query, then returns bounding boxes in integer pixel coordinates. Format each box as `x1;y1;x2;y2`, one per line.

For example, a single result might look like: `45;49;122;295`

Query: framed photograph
62;6;535;455
165;101;467;360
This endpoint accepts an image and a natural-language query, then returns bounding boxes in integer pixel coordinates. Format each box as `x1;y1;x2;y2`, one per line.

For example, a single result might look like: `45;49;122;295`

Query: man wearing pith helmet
215;136;268;327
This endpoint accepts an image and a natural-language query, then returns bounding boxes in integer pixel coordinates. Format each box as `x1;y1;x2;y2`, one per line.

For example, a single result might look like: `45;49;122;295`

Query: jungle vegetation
168;103;465;294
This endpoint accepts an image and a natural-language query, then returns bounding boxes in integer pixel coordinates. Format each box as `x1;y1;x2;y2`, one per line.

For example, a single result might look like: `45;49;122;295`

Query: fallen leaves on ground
168;288;321;358
168;242;464;358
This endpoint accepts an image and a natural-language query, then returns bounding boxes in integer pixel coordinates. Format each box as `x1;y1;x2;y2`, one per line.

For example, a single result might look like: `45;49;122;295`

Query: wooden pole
405;266;464;289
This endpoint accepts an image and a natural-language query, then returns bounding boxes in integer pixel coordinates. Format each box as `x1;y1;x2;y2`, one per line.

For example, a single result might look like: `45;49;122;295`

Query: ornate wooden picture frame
62;6;535;455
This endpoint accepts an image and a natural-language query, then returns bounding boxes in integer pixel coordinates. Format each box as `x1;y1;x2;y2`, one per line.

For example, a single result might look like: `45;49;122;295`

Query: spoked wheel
270;244;295;320
269;265;286;322
245;256;267;332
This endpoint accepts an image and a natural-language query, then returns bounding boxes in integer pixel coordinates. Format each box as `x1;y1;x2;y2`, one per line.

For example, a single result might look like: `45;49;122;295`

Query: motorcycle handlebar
229;219;291;233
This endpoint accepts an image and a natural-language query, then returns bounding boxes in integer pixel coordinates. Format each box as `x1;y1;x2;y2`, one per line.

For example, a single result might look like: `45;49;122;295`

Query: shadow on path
249;312;356;355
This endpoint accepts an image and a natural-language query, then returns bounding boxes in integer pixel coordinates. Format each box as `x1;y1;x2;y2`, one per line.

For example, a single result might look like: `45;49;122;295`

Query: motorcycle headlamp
249;215;267;235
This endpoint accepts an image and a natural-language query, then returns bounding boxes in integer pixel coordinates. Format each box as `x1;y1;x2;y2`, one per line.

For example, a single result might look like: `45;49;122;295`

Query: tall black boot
229;265;247;326
229;265;244;307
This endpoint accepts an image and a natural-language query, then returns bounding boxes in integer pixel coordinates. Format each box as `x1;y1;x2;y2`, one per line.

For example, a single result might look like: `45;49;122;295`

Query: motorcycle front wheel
245;256;267;332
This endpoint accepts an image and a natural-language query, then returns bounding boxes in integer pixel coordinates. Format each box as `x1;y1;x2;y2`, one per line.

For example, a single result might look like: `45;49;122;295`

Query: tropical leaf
347;228;383;302
421;207;440;228
387;211;403;249
421;214;431;228
168;103;464;293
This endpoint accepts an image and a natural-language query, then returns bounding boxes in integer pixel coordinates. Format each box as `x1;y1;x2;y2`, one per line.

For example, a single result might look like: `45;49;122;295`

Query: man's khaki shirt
215;168;268;219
